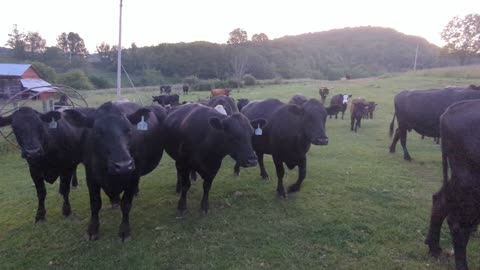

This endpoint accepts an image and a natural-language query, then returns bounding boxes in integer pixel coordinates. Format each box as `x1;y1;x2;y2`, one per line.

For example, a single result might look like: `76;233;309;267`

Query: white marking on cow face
342;95;352;104
214;105;227;115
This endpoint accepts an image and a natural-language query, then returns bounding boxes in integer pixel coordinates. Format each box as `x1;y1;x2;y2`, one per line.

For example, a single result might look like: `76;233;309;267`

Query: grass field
0;66;479;269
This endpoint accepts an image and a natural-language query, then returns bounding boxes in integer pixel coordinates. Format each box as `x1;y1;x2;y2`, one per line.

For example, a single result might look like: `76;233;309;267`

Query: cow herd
1;83;480;269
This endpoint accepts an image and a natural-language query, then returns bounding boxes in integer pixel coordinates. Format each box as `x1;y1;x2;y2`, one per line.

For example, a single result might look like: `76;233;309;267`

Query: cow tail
389;113;396;137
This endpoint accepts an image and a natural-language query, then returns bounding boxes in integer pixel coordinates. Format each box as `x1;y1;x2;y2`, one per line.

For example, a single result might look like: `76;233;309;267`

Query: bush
58;69;93;90
134;69;164;86
31;62;57;83
183;75;198;86
227;79;242;88
88;75;113;89
243;74;256;86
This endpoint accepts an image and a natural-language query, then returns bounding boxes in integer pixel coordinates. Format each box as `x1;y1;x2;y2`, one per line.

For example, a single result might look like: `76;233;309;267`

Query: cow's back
242;99;284;122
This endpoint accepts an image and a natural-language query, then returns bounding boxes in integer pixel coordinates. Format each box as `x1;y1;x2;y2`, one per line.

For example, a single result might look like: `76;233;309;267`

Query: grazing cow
350;98;369;132
329;94;352;119
318;87;330;103
389;87;480;161
237;98;250;112
0;106;94;223
235;98;329;197
425;99;480;270
160;85;172;94
63;102;167;241
152;94;180;107
163;103;265;215
182;84;189;94
200;95;238;115
211;88;231;97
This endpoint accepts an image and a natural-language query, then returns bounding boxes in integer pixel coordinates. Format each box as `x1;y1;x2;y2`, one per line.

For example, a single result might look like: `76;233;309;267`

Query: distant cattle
329;94;352;119
318;87;330;103
237;98;250;112
235;97;330;197
182;84;189;94
425;99;480;270
163;103;264;215
0;106;94;223
468;84;480;90
363;101;377;119
389;87;480;161
350;98;369;132
152;94;180;106
63;102;167;241
160;85;172;94
211;88;231;97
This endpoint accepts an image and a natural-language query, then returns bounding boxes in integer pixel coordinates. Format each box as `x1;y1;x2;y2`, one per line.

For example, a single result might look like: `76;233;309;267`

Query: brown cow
318;87;330;103
211;88;231;97
350;98;369;132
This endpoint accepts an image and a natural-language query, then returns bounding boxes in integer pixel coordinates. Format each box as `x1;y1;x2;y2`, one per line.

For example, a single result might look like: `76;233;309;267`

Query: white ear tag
255;124;262;136
137;116;148;131
49;118;58;129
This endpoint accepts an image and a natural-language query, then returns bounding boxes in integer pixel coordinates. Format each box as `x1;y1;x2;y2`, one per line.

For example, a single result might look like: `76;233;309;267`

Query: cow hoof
120;234;131;243
201;209;209;216
85;233;99;241
62;206;72;217
389;149;395;153
288;184;301;193
277;190;287;199
234;172;240;177
261;174;269;180
35;218;46;224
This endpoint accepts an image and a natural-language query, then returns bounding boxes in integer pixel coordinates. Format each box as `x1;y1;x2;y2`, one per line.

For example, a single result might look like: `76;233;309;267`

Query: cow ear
208;117;223;130
63;109;94;128
288;105;304;116
0;115;12;127
39;111;61;123
250;118;267;129
127;108;151;125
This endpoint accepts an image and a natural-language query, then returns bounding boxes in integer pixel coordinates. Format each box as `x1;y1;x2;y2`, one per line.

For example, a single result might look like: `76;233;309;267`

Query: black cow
425;99;480;270
0;106;94;223
163;103;265;215
63;101;166;241
318;87;330;103
350;99;368;132
234;98;329;197
160;85;172;94
329;94;352;119
182;84;189;94
237;98;250;112
152;94;180;106
389;87;480;161
289;94;309;105
199;95;238;115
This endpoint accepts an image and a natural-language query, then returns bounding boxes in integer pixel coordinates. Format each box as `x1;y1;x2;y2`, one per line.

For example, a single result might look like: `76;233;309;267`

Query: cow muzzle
22;148;44;160
109;159;135;175
312;137;328;145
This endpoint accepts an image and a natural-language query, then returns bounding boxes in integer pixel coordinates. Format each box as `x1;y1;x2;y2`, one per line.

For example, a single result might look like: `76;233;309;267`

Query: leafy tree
5;24;26;59
56;32;89;59
96;42;117;68
31;62;57;83
25;32;46;56
227;28;248;44
58;69;93;90
41;46;68;71
252;33;269;43
441;14;480;65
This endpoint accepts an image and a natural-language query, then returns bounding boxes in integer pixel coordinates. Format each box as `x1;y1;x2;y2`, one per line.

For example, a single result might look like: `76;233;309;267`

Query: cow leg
358;117;362;128
190;170;197;181
389;128;400;153
350;116;355;131
118;179;138;242
86;179;102;240
200;175;215;214
176;165;191;216
30;167;47;223
448;220;471;270
71;169;78;189
273;156;286;198
425;189;447;257
234;162;240;176
399;128;412;161
59;168;73;217
109;194;121;209
341;111;345;120
257;152;269;180
288;156;306;193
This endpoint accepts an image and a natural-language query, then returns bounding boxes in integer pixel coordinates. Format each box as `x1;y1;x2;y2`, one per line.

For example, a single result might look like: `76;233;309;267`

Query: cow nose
312;137;328;145
246;156;258;167
23;148;43;159
112;160;135;174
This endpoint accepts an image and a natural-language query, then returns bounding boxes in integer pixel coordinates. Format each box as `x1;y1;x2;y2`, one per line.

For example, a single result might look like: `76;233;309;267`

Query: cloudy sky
1;0;477;52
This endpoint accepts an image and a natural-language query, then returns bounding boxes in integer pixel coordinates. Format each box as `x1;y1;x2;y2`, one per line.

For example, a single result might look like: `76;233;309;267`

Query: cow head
237;98;250;112
208;113;266;167
0;107;61;162
64;102;151;175
342;94;352;104
289;99;329;145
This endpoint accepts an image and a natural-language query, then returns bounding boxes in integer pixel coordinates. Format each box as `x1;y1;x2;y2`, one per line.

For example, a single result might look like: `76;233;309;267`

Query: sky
0;0;478;53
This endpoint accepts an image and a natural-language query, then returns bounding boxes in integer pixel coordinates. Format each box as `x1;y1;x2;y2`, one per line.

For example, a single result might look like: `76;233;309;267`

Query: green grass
1;67;480;269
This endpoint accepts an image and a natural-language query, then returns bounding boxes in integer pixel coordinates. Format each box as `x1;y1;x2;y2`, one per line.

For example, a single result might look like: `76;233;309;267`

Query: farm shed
0;63;54;99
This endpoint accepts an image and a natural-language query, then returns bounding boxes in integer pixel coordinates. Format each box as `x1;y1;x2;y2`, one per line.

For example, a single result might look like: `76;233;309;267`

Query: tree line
2;14;479;90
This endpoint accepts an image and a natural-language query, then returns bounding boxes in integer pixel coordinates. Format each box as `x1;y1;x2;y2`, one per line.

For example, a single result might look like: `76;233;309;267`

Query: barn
0;63;54;99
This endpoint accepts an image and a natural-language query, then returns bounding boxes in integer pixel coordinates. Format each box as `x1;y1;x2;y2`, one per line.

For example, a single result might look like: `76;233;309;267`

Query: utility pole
116;0;123;99
413;44;419;71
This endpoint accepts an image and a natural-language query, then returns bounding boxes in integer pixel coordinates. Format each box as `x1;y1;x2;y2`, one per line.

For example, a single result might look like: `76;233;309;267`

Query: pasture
1;66;480;269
